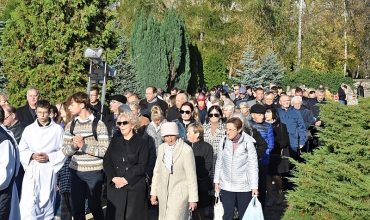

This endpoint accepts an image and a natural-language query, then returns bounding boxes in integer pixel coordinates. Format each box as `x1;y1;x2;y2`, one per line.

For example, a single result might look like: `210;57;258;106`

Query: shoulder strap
92;117;99;141
222;137;226;150
70;117;99;141
70;119;76;136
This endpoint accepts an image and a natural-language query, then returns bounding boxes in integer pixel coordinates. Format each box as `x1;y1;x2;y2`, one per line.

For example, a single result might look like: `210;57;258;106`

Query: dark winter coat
16;103;36;125
139;98;168;119
270;121;289;155
298;106;316;130
103;134;149;220
166;106;179;122
357;85;364;97
249;120;274;165
306;98;326;121
250;128;268;159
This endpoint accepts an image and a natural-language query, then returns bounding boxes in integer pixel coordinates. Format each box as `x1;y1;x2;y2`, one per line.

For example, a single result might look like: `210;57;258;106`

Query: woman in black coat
265;106;289;206
186;122;213;220
103;111;149;220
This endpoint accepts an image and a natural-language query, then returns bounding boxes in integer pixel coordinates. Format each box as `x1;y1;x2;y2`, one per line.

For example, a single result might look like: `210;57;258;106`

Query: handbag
197;175;213;192
242;196;264;220
213;191;224;220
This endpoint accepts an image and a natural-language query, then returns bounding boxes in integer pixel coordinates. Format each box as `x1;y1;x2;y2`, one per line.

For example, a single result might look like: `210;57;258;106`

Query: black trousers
0;177;15;220
258;161;268;211
69;169;104;220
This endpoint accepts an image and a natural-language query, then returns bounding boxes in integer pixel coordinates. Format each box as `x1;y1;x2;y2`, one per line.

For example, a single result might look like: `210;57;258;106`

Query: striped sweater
62;114;110;171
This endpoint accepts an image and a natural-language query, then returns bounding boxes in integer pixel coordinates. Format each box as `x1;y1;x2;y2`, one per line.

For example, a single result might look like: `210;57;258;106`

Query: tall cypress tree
130;9;190;97
2;0;117;106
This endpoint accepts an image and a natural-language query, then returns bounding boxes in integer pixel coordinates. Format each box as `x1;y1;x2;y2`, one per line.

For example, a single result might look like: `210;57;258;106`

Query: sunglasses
208;113;220;118
117;121;129;126
180;110;191;115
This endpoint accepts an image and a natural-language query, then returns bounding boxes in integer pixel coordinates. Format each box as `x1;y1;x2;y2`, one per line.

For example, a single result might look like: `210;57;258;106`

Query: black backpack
70;117;100;141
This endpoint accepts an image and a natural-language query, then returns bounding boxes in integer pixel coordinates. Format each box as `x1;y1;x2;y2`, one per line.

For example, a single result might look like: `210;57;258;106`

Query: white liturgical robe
19;119;65;220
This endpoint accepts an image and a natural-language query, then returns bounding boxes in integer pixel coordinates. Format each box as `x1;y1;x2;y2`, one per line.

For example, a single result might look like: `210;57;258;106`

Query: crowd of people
0;81;337;220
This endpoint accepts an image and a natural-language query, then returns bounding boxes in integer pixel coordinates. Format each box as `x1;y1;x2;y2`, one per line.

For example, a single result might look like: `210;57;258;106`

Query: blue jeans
69;169;104;220
220;190;252;220
339;100;346;105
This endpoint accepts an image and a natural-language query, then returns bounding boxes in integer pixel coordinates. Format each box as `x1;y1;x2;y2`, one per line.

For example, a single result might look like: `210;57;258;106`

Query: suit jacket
16;103;36;125
8;120;27;144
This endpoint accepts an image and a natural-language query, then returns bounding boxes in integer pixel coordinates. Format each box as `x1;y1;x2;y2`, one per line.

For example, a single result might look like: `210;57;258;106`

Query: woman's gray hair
118;110;141;129
230;112;253;135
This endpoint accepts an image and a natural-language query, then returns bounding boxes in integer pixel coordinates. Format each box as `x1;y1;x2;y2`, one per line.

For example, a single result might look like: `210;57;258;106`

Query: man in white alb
19;100;66;220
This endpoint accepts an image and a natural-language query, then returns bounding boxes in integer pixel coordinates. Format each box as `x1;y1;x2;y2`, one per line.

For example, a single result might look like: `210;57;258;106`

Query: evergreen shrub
283;99;370;219
282;68;354;92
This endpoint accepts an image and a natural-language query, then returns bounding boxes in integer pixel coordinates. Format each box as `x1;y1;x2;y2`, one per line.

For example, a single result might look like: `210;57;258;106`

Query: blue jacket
249;120;274;165
278;106;306;150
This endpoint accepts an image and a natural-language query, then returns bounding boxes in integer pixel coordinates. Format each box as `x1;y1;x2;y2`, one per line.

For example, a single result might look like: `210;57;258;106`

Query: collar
37;118;52;127
147;97;158;103
75;113;94;123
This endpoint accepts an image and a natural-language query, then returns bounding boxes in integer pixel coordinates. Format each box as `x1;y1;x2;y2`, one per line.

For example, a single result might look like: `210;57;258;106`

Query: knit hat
250;104;266;114
197;94;206;101
239;86;247;94
110;95;127;104
161;122;179;137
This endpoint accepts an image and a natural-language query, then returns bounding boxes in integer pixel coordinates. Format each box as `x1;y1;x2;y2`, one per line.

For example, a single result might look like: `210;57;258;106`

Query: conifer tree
2;0;117;106
234;46;261;87
130;9;190;97
111;34;139;95
283;99;370;219
259;50;284;87
234;46;284;89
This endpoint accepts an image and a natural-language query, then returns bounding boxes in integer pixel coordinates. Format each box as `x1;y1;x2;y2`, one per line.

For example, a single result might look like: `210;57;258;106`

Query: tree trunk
296;0;304;72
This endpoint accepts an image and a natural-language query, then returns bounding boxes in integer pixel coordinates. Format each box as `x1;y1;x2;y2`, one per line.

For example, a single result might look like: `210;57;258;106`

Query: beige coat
151;138;198;220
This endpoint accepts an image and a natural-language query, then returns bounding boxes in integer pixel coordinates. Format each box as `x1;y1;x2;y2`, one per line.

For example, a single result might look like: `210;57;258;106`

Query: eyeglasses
208;113;220;118
117;121;129;126
36;111;49;116
110;100;120;104
180;110;191;115
4;113;13;120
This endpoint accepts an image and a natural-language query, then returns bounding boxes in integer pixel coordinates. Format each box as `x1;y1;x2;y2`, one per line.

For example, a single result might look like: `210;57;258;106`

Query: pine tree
130;9;190;97
111;34;139;95
234;46;261;87
2;0;117;106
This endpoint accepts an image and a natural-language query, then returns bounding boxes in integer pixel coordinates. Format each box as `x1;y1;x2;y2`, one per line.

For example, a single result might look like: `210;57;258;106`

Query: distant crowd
0;81;359;220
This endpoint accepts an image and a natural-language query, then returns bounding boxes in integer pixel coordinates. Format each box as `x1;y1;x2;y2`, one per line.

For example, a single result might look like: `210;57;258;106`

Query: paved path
85;194;287;220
